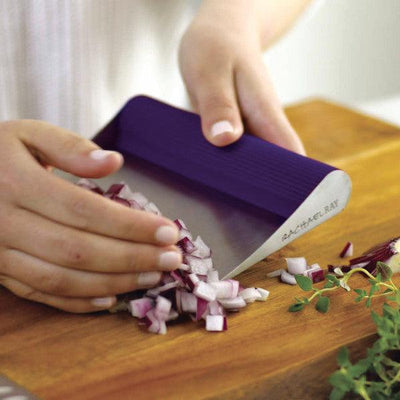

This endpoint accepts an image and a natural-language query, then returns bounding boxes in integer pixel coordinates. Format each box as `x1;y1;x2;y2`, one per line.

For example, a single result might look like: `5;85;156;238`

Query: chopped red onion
310;269;325;283
180;291;197;313
154;296;172;320
340;242;354;258
192;236;211;258
256;288;270;301
129;298;154;318
239;288;262;303
218;297;247;310
185;255;213;275
78;180;270;334
208;300;225;316
207;269;219;283
196;298;209;321
144;202;161;215
266;268;284;278
193;281;217;302
206;315;227;332
77;178;104;195
177;237;196;254
210;280;239;299
286;257;308;275
281;270;297;285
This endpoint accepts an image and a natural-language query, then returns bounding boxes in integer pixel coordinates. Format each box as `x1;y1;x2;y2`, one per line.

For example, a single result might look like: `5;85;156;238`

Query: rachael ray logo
281;199;339;242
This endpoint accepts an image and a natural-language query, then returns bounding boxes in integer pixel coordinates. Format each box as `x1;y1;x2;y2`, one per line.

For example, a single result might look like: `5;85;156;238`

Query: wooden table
1;100;400;399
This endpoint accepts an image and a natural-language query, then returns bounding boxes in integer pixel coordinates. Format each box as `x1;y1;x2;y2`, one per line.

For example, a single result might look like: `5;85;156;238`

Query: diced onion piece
126;191;147;208
77;178;104;194
210;280;239;299
196;298;209;321
207;269;219;283
266;269;284;278
340;242;354;258
281;270;297;285
256;288;270;301
208;300;225;316
239;287;262;303
206;315;227;332
193;281;217;302
180;292;197;313
286;257;308;275
191;236;211;258
186;273;200;291
218;297;247;310
334;267;344;276
154;296;172;320
310;269;325;283
174;218;188;231
177;237;196;254
144;202;161;215
129;298;154;318
185;255;213;275
167;309;179;321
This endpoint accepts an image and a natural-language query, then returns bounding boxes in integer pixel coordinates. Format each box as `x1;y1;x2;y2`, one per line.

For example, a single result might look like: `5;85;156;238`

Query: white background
265;0;400;125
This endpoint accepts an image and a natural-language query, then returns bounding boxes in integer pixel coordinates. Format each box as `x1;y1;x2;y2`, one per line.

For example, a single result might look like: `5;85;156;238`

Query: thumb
18;120;123;178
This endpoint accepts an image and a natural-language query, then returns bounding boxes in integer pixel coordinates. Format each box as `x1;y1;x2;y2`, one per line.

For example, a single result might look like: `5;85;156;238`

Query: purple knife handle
95;95;336;218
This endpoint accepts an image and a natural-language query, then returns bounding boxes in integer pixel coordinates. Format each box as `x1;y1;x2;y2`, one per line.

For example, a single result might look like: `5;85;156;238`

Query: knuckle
59;238;87;267
60;134;84;154
40;270;68;294
201;94;236;115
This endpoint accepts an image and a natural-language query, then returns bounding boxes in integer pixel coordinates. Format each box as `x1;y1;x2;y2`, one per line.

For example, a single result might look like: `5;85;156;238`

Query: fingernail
158;251;182;270
91;296;115;308
211;120;235;138
155;225;178;244
138;271;162;286
89;149;122;161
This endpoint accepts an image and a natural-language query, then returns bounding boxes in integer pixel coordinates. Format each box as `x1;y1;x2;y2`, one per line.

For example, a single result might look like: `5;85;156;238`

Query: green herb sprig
289;262;400;399
289;262;398;314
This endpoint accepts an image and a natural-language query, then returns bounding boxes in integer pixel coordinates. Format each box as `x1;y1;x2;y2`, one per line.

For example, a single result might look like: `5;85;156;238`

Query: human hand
179;1;306;154
0;120;182;312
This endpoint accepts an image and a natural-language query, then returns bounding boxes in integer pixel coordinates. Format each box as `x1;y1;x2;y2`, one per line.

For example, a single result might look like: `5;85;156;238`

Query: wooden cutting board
1;99;400;400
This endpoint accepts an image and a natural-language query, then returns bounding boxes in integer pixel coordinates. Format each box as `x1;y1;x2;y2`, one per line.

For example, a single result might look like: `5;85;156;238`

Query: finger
2;249;163;297
0;275;117;313
4;208;182;273
14;151;179;246
235;59;306;155
183;62;243;147
11;119;123;178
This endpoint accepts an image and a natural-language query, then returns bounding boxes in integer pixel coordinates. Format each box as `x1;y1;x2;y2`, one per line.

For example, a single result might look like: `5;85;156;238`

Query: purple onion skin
339;242;352;258
329;237;400;276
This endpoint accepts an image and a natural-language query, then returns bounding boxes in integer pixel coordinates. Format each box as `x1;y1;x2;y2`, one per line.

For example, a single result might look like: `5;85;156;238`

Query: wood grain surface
1;99;400;400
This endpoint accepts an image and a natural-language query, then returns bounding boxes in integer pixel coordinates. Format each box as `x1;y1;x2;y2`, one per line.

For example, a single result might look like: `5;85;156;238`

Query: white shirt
0;0;321;138
0;0;198;138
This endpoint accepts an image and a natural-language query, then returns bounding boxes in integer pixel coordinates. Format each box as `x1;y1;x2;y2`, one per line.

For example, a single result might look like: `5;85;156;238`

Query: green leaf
348;358;371;377
337;347;350;367
324;281;335;289
376;262;393;282
288;302;304;312
316;296;330;313
369;284;379;298
329;387;346;400
295;274;313;291
329;371;354;392
327;274;341;286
